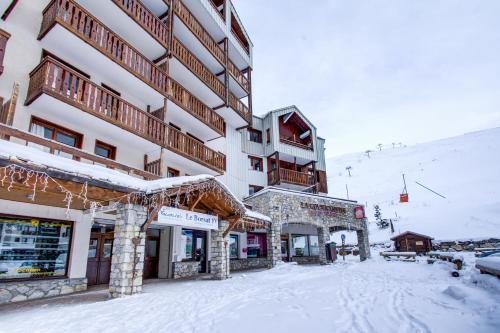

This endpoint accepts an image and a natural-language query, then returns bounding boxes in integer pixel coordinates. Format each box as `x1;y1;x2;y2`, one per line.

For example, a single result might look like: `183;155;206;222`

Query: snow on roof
390;231;434;240
0;140;247;211
245;209;271;222
245;186;358;204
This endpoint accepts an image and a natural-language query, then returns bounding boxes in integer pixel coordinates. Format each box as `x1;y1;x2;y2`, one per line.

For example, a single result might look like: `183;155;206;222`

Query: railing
144;159;161;176
228;92;251;124
172;0;225;65
39;0;225;136
172;37;225;99
231;31;249;55
280;137;314;151
112;0;169;48
0;123;160;180
268;169;315;187
0;83;19;127
227;59;249;93
26;57;226;173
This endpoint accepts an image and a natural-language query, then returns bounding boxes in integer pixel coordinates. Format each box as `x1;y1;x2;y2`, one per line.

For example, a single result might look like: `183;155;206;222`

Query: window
95;140;116;160
247;128;262;143
29;118;83;159
0;216;72;280
247;233;267;258
229;234;239;259
248;185;264;196
181;229;193;260
291;235;310;257
167;167;180;178
266;129;271;144
309;235;319;256
249;156;263;172
0;29;10;76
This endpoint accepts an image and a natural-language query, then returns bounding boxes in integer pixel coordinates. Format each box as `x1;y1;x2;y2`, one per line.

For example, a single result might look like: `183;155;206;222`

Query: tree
377;144;383;151
374;204;389;229
345;166;352;177
365;150;372;158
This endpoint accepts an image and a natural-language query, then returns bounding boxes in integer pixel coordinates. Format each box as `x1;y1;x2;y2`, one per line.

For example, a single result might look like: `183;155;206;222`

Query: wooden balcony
268;168;316;187
228;59;250;94
280;137;314;151
171;36;225;100
39;0;225;137
228;92;251;124
26;57;226;173
112;0;170;48
0;123;160;180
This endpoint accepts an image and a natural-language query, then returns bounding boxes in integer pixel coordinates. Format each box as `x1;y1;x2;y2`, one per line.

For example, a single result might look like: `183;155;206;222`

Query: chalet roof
391;231;434;241
257;105;318;131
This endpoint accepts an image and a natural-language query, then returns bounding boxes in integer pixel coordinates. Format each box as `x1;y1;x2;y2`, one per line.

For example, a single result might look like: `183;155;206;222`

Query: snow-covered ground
327;127;500;244
1;253;498;333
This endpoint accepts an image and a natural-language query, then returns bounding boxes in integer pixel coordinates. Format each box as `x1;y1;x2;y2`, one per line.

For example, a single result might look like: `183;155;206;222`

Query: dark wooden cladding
228;92;251;124
38;0;225;136
268;168;315;187
0;29;11;76
171;37;226;99
112;0;169;48
172;0;225;65
316;170;328;193
0;122;159;180
26;57;226;173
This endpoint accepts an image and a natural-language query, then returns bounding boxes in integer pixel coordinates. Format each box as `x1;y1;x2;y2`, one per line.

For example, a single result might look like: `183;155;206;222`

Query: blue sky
233;0;500;157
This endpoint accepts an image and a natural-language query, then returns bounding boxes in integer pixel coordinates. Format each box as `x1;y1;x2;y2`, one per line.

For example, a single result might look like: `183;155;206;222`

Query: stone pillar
210;220;230;280
266;220;281;267
317;226;331;264
109;204;147;298
357;224;371;261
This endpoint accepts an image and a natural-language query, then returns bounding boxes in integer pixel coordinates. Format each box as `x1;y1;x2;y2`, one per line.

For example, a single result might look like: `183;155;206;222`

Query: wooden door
86;232;114;286
144;232;160;279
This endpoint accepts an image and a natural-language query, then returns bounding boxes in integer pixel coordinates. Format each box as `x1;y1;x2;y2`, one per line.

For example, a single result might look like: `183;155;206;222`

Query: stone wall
230;257;270;271
172;261;201;279
290;256;320;265
432;238;500;252
0;278;87;304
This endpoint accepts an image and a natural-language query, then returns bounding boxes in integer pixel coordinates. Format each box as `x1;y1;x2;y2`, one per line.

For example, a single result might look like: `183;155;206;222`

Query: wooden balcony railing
268;169;315;187
26;57;226;173
112;0;170;48
172;37;225;99
144;158;161;176
228;92;251;123
0;123;160;180
39;0;225;136
280;137;314;151
227;59;249;94
173;0;225;65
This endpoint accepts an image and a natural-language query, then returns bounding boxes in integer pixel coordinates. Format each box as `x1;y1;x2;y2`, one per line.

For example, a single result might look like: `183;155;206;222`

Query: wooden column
167;0;174;55
223;37;229;105
247;67;252;114
312;161;317;193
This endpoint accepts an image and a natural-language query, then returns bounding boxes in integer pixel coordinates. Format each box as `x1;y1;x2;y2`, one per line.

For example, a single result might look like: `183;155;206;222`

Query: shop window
247;233;267;258
181;229;193;260
291;235;310;257
248;185;264;196
249;156;263;172
247;128;262;143
0;216;72;281
309;235;319;256
29;118;83;159
0;29;11;76
229;234;239;259
95;140;116;160
167;167;180;178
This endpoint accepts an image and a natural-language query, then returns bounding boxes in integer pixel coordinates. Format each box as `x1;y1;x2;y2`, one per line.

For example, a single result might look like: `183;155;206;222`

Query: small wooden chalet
391;231;433;254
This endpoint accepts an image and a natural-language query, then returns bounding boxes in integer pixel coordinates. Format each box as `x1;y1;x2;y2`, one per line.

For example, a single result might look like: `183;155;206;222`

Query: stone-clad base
0;278;87;304
172;261;201;279
290;256;320;265
230;258;270;271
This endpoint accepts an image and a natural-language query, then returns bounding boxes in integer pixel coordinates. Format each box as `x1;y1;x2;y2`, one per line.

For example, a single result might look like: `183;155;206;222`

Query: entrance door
193;230;207;273
144;229;160;279
86;232;114;286
281;235;289;261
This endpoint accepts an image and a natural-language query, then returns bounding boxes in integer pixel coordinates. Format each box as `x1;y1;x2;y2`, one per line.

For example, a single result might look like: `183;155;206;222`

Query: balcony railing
280;137;314;151
112;0;169;48
228;92;251;123
171;37;225;99
173;0;225;65
144;158;161;176
268;168;316;187
39;0;225;136
26;57;226;173
0;123;160;180
227;59;249;94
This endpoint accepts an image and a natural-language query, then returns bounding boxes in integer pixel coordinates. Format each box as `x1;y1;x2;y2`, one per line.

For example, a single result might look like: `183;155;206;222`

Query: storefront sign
157;206;219;230
300;202;347;217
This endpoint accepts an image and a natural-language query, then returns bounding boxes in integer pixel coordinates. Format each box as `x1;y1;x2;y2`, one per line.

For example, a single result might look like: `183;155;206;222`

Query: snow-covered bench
476;257;500;278
380;252;416;261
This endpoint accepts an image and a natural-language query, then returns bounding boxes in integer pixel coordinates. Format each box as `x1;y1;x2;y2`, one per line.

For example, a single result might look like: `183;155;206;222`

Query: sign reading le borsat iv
157;206;219;230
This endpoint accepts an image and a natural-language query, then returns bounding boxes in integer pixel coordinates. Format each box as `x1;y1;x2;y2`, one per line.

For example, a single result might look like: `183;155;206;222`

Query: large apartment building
0;1;369;305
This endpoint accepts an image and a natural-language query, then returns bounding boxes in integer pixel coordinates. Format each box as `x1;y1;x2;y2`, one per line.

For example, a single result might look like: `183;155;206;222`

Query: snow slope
327;127;500;244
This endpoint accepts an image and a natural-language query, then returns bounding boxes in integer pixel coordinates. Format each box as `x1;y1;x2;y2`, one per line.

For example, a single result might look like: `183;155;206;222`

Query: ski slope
327;128;500;244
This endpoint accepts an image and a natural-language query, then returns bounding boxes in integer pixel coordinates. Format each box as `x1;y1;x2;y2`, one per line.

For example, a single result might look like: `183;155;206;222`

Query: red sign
354;206;365;219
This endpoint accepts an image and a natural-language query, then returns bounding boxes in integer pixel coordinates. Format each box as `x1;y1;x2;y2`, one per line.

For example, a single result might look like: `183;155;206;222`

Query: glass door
193;231;207;273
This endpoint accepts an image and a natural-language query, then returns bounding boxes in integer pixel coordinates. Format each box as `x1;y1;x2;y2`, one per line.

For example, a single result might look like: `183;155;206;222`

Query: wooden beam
141;206;160;232
222;216;241;238
189;193;205;211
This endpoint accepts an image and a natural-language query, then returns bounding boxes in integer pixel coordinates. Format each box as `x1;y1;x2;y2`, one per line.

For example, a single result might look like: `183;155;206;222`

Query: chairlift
400;174;409;203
